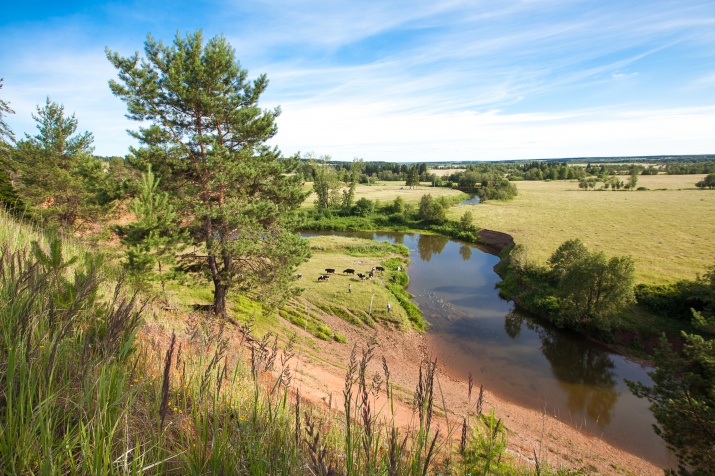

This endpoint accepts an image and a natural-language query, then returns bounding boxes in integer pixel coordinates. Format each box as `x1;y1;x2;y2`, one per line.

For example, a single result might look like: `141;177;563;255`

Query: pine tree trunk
208;253;228;316
213;283;228;316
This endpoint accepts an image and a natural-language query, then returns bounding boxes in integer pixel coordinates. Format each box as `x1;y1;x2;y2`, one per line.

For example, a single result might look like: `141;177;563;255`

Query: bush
635;281;706;321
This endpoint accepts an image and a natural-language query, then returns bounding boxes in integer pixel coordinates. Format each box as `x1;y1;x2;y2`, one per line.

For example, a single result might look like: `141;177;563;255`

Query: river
306;230;672;467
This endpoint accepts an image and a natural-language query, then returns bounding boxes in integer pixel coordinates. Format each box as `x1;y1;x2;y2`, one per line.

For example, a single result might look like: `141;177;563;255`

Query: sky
1;0;714;162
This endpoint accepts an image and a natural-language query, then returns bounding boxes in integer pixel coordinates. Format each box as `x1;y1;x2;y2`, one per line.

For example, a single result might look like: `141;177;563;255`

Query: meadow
448;174;714;284
301;181;467;208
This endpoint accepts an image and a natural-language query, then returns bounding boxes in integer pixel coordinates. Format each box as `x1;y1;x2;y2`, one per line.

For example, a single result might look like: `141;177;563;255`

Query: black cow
325;268;336;274
343;268;355;275
297;273;303;279
357;273;366;280
318;275;330;281
375;266;385;272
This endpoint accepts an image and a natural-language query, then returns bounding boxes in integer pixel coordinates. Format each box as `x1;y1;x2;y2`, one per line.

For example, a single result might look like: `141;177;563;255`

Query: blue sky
2;0;714;162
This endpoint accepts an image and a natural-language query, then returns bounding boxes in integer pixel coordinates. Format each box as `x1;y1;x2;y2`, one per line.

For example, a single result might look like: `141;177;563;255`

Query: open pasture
289;235;411;332
301;181;467;208
449;175;714;284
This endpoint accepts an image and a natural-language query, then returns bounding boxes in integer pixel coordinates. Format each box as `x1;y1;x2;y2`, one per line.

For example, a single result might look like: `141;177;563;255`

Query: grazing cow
325;268;336;274
368;271;374;279
297;273;303;279
318;275;330;281
343;268;355;275
357;273;366;280
375;266;385;272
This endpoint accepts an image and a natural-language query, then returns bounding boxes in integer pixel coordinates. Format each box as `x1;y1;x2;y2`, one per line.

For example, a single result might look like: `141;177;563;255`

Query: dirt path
288;310;663;475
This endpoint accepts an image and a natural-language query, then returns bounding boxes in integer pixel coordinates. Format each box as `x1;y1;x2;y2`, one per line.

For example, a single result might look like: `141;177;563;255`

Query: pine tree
107;31;310;315
13;98;102;228
115;165;184;289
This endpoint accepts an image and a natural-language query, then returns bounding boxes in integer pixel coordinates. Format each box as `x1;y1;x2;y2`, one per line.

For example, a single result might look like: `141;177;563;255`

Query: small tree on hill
13;98;105;228
114;165;185;289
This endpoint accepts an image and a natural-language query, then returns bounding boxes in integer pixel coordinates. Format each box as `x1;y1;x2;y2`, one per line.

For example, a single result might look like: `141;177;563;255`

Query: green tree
0;79;21;210
418;194;446;224
628;334;715;475
0;78;14;144
13;98;102;228
459;210;476;233
107;31;310;315
114;165;185;289
548;239;636;328
341;158;363;209
696;173;715;189
629;173;639;190
312;156;339;209
692;265;715;334
352;197;374;216
405;166;419;189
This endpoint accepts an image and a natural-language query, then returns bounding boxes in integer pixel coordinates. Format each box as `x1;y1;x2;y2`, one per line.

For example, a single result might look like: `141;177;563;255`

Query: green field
448;175;714;284
287;235;417;337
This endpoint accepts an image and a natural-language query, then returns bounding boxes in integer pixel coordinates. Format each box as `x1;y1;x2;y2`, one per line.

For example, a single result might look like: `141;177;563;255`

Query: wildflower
39;345;44;349
179;409;183;414
174;407;178;412
239;416;246;421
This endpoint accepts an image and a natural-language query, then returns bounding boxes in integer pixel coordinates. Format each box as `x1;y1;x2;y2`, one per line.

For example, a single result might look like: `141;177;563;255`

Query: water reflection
503;311;618;426
417;234;449;262
459;244;472;261
504;310;523;339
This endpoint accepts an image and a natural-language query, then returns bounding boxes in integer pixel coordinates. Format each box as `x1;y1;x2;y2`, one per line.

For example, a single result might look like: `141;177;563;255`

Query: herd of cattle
298;266;386;282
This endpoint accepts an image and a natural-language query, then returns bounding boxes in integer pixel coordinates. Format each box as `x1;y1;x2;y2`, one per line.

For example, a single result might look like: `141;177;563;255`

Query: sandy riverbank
288;307;665;475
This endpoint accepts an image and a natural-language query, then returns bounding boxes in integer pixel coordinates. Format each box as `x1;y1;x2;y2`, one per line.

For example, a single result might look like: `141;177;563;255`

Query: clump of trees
502;239;636;330
447;166;518;201
1;97;125;228
696;173;715;189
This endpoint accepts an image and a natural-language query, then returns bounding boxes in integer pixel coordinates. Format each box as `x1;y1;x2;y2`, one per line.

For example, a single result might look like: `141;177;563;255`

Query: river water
307;230;671;467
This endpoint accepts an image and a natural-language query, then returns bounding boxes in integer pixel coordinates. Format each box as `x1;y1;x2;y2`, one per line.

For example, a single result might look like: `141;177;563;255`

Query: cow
343;268;355;275
368;271;374;279
357;273;366;280
375;266;385;272
297;273;303;279
318;275;330;281
325;268;336;274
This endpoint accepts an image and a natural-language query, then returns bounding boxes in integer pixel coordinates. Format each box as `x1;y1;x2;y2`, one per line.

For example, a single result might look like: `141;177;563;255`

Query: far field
448;174;714;284
301;181;467;208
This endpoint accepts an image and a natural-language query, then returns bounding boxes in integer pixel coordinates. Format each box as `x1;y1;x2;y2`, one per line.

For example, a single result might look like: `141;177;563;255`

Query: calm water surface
308;231;672;467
